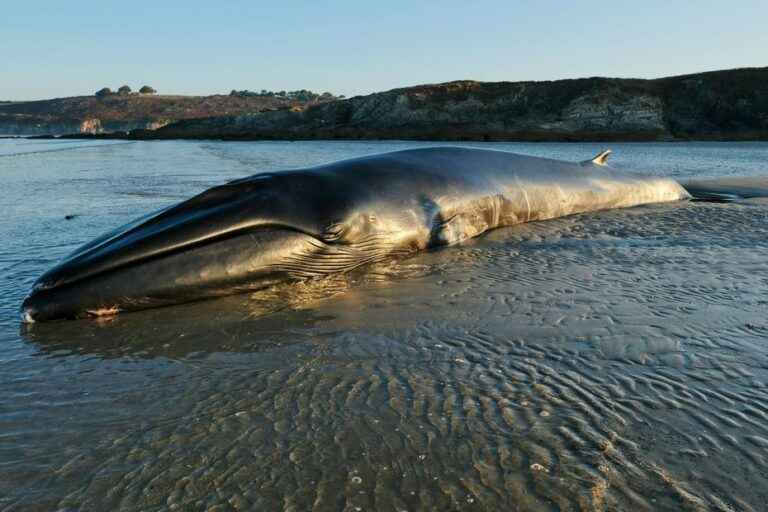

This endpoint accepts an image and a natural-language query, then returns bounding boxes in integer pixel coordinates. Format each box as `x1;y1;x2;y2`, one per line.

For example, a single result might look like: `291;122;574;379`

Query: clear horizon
3;1;767;101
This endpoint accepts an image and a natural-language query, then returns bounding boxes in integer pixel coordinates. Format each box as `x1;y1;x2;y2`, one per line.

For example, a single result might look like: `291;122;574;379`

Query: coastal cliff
148;67;768;142
0;94;332;136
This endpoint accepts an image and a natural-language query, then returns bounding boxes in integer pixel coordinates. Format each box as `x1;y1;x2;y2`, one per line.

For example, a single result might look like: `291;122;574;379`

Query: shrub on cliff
228;89;340;102
95;87;113;98
117;85;132;96
139;85;157;95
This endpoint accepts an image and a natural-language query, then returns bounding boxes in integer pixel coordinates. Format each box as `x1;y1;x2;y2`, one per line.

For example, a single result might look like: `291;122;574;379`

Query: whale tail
586;149;612;167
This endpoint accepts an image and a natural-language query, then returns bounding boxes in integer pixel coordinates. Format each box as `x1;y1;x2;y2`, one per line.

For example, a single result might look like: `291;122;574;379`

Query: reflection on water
22;260;436;360
2;139;768;510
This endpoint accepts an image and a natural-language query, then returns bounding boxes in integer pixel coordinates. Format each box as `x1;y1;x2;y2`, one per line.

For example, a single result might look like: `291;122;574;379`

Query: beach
2;139;768;510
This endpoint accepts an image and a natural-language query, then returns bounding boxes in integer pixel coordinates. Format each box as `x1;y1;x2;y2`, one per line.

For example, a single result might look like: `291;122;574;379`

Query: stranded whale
21;147;690;322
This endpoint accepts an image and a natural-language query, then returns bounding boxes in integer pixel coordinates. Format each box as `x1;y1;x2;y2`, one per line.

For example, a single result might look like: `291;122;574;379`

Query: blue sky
3;1;766;100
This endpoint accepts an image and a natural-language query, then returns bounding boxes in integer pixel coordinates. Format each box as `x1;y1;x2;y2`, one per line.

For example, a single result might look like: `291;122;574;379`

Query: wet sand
2;140;768;511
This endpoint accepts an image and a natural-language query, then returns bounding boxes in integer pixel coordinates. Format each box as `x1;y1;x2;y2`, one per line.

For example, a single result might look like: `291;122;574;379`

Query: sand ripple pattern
4;200;768;511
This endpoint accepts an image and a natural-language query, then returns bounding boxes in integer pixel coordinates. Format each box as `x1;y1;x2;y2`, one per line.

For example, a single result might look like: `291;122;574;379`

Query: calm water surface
2;139;768;511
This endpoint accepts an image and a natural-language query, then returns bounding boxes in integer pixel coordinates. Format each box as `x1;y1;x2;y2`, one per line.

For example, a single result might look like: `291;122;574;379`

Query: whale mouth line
34;222;324;294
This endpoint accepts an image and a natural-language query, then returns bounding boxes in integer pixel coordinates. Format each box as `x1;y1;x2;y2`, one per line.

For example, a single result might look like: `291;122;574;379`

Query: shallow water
2;139;768;511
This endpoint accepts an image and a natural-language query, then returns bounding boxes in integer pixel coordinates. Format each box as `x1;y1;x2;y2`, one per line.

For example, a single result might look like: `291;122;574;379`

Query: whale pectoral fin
586;149;612;167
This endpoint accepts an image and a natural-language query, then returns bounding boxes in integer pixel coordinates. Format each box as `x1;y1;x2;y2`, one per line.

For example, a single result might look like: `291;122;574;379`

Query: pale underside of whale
22;147;692;322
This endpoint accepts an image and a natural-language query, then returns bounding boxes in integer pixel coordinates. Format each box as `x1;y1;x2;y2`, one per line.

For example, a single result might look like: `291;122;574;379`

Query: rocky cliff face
151;67;768;142
0;115;173;136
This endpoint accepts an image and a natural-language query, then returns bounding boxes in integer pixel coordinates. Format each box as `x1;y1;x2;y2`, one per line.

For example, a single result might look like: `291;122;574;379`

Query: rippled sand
3;197;765;511
3;140;768;511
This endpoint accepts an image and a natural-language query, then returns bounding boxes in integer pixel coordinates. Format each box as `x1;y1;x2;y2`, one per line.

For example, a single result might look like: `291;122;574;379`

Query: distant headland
0;85;341;136
5;67;768;142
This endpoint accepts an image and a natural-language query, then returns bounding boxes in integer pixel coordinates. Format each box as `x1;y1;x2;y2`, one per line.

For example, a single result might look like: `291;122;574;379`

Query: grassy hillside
15;67;768;141
145;67;768;142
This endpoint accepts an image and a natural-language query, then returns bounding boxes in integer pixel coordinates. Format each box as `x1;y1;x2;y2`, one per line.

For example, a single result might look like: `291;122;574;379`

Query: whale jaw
19;227;325;322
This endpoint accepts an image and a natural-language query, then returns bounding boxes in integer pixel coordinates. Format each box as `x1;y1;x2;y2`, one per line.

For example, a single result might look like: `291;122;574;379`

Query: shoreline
25;132;768;144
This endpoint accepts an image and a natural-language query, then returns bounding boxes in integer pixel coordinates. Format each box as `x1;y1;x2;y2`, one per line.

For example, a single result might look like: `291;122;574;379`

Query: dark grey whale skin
21;147;688;322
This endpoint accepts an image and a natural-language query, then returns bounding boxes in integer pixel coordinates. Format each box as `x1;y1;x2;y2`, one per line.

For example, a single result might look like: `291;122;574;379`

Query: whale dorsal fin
588;149;612;167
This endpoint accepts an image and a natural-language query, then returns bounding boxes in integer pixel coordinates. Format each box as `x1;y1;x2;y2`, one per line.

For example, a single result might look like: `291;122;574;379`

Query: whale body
21;147;689;322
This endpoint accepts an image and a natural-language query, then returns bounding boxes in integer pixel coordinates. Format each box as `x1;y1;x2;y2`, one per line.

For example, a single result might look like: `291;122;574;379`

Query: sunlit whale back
21;147;690;322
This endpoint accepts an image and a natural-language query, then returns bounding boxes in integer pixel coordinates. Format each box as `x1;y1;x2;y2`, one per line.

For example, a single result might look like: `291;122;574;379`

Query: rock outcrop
148;67;768;142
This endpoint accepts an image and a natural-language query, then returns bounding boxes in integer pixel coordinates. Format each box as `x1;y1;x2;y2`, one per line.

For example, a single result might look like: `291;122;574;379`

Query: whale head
20;172;349;322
